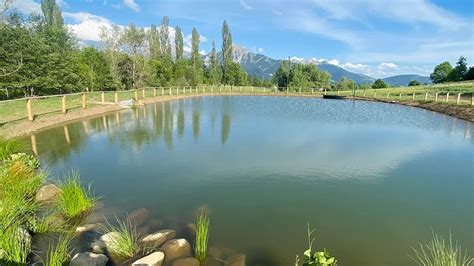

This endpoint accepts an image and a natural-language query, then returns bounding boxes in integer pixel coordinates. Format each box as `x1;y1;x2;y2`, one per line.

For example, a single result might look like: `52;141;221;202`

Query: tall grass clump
409;231;473;266
0;138;21;161
103;216;141;261
57;171;96;219
194;210;210;262
46;234;72;266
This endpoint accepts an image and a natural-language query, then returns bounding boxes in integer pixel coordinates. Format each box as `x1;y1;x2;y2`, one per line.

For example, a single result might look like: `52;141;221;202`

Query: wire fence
0;85;473;125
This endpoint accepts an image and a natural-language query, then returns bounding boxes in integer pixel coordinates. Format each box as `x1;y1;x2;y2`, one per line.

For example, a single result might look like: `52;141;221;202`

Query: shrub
57;171;96;219
194;210;210;262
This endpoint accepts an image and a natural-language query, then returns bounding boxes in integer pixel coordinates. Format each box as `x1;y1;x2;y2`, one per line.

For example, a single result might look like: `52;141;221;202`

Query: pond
24;96;473;265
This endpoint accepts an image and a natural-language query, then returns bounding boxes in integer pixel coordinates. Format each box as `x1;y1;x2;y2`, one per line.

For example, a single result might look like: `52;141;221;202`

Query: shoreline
1;92;472;139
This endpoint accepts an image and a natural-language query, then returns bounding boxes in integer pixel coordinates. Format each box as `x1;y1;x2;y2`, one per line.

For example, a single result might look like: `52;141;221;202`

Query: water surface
25;96;474;265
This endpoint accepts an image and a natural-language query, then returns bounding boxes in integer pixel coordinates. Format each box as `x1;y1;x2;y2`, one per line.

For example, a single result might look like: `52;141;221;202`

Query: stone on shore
35;184;61;203
70;252;108;266
76;223;99;233
131;251;165;266
172;257;200;266
91;232;121;254
159;239;192;263
140;229;176;248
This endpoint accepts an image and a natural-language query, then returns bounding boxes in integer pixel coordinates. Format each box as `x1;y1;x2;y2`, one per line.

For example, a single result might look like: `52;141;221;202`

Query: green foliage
191;27;203;85
336;77;356;91
47;234;71;266
464;67;474;81
372;79;388;89
0;138;21;161
431;61;453;84
409;232;473;266
103;216;141;260
194;210;210;262
295;224;337;266
57;171;96;219
273;62;331;90
78;47;115;91
449;56;468;82
175;26;184;60
4;153;40;170
409;80;421;86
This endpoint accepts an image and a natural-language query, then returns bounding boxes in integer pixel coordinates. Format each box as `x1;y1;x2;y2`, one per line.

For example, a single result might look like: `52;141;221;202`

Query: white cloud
327;59;340;66
258;47;264;53
240;0;253;10
10;0;40;14
342;62;370;72
63;12;113;41
379;62;398;69
123;0;140;12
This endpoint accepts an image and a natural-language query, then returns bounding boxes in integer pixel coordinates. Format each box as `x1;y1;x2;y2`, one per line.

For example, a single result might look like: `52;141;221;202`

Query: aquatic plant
103;216;141;260
295;223;337;266
57;171;96;219
409;231;473;266
194;210;210;262
47;234;72;266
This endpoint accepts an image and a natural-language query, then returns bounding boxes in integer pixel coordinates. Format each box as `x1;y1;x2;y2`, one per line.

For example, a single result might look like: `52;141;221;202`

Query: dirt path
1;93;472;139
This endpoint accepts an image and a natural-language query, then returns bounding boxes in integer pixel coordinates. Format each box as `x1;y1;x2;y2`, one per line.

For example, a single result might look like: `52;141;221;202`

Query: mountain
316;64;374;84
382;75;431;86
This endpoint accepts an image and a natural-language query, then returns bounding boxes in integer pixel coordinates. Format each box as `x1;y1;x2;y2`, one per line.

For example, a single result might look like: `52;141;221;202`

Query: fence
0;85;473;125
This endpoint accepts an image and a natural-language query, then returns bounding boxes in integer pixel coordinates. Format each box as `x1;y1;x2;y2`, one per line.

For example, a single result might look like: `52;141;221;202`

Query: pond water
24;96;473;265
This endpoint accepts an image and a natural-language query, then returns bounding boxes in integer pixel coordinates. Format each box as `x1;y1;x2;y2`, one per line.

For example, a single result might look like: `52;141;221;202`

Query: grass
0;138;22;161
46;234;72;266
103;216;141;261
56;171;96;219
194;210;210;262
409;231;473;266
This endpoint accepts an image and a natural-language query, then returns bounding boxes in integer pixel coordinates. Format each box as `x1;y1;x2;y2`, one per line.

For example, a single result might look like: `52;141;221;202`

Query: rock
223;254;245;266
184;223;196;239
131;251;165;266
128;208;150;227
18;227;32;248
70;252;108;266
159;239;192;263
91;232;121;254
76;223;99;233
140;229;176;248
35;184;61;203
172;257;200;266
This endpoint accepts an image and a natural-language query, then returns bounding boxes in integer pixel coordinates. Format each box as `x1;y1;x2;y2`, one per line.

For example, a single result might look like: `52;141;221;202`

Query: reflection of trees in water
178;106;185;139
192;98;202;141
221;97;232;145
34;122;87;164
163;102;173;150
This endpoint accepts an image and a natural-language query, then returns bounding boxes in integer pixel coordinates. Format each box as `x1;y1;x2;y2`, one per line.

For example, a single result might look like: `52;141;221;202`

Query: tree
41;0;63;28
208;39;221;84
78;47;114;91
221;20;233;84
372;79;388;89
464;67;474;81
408;80;420;86
191;27;203;85
449;56;468;82
273;61;289;88
175;26;183;60
336;77;356;91
430;61;452;83
122;23;146;89
159;16;171;57
148;24;160;59
100;24;123;89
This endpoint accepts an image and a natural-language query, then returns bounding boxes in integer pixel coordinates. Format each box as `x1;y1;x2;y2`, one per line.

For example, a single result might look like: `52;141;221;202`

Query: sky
9;0;474;78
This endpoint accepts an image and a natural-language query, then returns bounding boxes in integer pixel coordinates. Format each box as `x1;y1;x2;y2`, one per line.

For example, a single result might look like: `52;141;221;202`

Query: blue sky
10;0;474;78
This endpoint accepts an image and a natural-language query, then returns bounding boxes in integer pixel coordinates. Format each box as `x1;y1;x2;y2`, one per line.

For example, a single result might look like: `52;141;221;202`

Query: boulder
35;184;61;203
131;251;165;266
172;257;200;266
76;223;99;233
91;231;121;254
70;252;108;266
140;229;176;248
223;254;245;266
159;239;192;263
128;208;150;227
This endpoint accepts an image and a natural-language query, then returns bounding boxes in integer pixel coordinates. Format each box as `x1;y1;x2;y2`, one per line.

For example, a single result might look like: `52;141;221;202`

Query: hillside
383;75;431;86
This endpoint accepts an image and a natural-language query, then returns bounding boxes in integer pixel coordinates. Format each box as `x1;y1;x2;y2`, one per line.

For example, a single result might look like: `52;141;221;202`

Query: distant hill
204;45;428;85
383;75;431;86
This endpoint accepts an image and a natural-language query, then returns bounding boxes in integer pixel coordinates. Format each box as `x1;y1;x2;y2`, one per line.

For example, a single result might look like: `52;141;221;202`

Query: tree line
430;56;474;84
0;0;259;99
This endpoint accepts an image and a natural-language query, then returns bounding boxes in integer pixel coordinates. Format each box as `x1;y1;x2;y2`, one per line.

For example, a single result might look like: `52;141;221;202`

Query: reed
194;210;210;262
57;171;96;219
103;216;141;260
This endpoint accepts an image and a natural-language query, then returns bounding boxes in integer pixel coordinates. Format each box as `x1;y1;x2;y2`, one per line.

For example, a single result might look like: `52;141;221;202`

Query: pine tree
209;39;221;84
191;27;203;85
175;26;184;60
159;16;171;57
41;0;63;28
221;20;233;84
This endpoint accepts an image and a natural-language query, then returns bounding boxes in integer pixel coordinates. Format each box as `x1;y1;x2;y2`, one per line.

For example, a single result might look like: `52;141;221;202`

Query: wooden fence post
101;92;105;103
412;92;416;101
82;93;86;109
312;88;314;94
134;90;138;100
435;92;438;102
363;90;366;97
374;91;377;98
142;89;146;99
445;92;449;103
61;95;66;113
425;92;428;101
399;93;402;101
153;88;157;97
264;87;266;93
115;91;118;104
169;87;172;95
27;98;33;121
457;93;461;105
161;87;164;96
386;92;390;99
299;87;301;94
252;87;254;93
471;93;474;106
